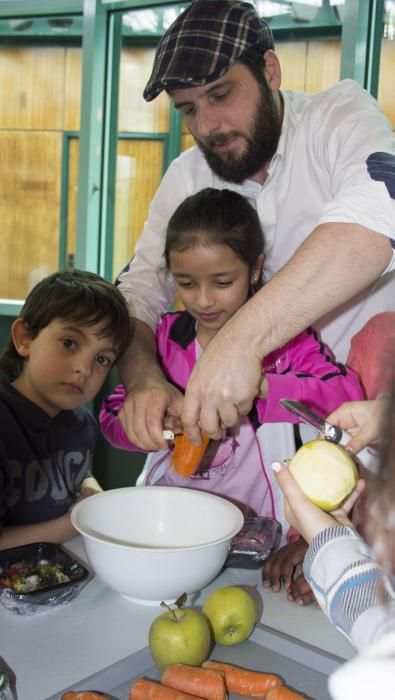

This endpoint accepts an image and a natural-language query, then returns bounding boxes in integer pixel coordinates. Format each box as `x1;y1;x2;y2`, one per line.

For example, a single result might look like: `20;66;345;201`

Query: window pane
113;139;164;279
378;2;395;128
0;17;82;300
113;17;172;280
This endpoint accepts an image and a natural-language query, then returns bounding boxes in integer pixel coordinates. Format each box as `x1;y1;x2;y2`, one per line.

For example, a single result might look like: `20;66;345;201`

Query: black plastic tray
226;516;282;568
0;542;90;614
49;623;344;700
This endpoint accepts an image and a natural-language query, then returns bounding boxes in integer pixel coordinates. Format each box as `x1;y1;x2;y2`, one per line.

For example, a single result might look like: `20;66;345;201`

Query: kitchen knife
280;398;380;473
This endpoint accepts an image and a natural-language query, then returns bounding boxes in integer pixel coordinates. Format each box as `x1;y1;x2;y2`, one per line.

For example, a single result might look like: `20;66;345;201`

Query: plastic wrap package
225;516;282;569
0;542;90;615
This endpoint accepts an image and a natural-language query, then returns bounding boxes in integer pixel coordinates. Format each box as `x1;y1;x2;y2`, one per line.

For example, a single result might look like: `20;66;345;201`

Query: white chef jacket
117;79;395;362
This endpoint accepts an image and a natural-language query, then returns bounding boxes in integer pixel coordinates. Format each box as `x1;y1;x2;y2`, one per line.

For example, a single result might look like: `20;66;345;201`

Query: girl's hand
271;461;365;544
258;375;268;399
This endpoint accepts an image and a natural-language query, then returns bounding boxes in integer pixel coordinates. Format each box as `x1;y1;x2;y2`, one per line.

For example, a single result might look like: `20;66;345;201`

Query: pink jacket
100;311;363;533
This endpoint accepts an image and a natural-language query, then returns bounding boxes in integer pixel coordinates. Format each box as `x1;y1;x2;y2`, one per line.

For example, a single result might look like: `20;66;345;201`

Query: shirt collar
242;90;290;189
2;383;64;430
266;90;290;178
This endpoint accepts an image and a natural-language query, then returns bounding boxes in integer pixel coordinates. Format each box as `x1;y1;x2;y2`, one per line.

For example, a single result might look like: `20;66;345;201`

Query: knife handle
338;429;380;474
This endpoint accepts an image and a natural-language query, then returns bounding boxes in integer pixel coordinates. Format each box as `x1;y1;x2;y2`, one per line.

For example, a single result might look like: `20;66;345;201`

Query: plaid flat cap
143;0;274;102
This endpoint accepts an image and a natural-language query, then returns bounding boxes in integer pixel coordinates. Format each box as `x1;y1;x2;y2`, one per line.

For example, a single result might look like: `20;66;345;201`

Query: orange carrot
162;663;228;700
129;677;205;699
266;687;306;700
203;660;282;697
171;432;210;477
62;693;112;700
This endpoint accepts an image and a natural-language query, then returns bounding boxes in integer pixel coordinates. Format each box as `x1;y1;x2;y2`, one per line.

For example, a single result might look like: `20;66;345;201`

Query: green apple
202;586;256;646
289;439;358;511
148;606;211;672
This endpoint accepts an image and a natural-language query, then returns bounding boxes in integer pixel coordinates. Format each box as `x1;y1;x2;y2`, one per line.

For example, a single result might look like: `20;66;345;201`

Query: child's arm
99;384;149;452
0;512;78;550
256;328;363;423
0;482;101;550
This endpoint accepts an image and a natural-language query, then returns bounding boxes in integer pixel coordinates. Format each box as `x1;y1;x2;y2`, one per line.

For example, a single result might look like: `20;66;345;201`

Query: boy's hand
68;488;99;511
80;487;100;497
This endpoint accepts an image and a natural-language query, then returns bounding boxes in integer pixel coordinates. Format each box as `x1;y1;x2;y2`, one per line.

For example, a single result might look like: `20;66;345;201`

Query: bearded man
114;2;395;601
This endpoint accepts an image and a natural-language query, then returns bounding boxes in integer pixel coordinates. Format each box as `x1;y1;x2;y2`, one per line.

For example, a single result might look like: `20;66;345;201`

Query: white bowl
71;486;244;606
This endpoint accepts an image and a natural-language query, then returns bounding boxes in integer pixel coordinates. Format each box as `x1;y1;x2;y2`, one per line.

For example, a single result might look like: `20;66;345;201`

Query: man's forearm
236;223;392;360
117;318;165;392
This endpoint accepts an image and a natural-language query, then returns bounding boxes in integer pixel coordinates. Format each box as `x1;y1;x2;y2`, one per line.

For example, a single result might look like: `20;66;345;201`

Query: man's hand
181;305;263;443
118;376;183;450
326;399;387;455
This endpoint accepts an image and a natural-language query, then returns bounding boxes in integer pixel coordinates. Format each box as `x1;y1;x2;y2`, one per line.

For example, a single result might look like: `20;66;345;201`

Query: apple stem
160;600;179;622
175;592;187;608
160;593;187;622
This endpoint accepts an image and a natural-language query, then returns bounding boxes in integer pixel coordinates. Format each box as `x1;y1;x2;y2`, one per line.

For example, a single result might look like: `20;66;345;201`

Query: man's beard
196;81;281;184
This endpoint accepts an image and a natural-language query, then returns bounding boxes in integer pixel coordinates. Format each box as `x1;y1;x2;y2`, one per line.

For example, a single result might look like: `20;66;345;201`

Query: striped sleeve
304;525;395;650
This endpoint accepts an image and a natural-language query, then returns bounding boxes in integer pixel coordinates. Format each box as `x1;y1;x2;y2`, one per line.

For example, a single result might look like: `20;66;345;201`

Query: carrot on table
162;663;228;700
202;660;282;697
129;676;206;699
266;687;306;700
170;431;210;477
62;693;112;699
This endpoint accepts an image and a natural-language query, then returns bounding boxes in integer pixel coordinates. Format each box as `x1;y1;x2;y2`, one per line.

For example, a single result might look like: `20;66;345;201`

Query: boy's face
12;317;117;417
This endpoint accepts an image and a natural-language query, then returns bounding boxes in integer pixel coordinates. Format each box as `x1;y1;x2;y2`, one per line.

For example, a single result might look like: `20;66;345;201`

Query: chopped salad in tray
0;559;71;594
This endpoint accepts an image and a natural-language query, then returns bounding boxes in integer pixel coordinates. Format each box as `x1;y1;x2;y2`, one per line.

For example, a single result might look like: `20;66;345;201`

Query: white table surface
1;536;355;700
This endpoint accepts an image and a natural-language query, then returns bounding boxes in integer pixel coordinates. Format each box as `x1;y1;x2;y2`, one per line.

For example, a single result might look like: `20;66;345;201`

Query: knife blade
280;398;380;473
280;399;342;442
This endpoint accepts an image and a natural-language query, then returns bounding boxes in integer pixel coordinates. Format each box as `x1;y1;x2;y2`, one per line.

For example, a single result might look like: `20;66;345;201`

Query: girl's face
11;317;117;417
169;241;262;346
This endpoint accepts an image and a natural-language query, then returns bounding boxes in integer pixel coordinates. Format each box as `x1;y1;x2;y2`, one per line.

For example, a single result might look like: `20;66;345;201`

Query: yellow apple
202;586;256;646
148;606;211;671
289;439;358;511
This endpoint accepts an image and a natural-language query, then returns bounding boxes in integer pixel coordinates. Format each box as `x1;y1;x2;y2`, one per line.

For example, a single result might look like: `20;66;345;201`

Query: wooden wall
0;39;393;299
0;46;84;299
378;39;395;126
